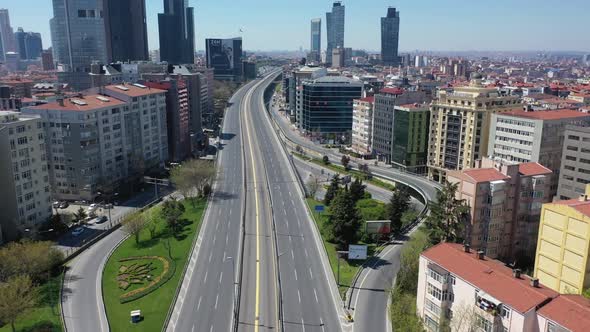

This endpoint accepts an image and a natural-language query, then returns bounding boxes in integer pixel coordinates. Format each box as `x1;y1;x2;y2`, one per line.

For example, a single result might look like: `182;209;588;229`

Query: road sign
314;205;325;212
348;245;368;260
366;220;391;234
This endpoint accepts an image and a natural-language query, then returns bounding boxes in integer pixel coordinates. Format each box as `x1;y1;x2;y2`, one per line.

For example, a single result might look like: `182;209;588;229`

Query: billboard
348;245;368;260
206;38;242;79
366;220;391;235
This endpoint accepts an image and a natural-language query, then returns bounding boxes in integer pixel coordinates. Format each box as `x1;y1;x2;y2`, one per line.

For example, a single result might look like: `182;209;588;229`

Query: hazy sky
1;0;589;52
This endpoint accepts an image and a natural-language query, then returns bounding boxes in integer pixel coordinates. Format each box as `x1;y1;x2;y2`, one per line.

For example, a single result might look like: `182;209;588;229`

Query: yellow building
427;73;522;183
534;184;590;294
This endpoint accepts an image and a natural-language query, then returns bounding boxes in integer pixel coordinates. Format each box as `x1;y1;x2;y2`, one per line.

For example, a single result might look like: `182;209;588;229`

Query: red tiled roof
28;95;126;111
462;168;510;183
504;109;590;121
537;295;590;332
379;87;404;95
518;162;552;176
422;243;559;313
104;84;166;97
356;96;374;103
553;198;590;218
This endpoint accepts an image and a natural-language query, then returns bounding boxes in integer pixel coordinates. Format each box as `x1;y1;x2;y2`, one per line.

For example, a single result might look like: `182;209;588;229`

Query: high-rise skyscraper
381;7;400;66
0;9;16;61
158;0;195;64
50;0;108;89
326;2;344;65
15;28;43;60
104;0;149;62
310;18;321;63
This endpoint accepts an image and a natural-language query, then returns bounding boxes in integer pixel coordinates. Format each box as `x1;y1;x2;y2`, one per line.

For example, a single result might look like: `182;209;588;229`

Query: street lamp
224;255;238;328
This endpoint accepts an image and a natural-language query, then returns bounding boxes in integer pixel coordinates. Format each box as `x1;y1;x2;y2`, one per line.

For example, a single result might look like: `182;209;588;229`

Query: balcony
475;293;502;316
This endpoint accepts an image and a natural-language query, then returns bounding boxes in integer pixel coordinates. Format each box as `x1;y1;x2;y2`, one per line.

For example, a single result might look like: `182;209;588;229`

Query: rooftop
104;84;166;97
308;76;362;85
422;243;559;313
462;168;510;183
537;295;590;332
356;96;374;103
518;162;552;176
504;109;590;121
379;87;404;95
553;197;590;218
28;95;126;112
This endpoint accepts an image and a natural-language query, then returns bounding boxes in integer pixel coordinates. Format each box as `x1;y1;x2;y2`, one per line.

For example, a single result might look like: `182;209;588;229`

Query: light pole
224;255;238;329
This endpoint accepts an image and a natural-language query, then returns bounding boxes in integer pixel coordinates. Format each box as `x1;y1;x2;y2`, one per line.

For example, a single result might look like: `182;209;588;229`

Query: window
78;9;86;17
568;135;580;141
424;315;439;331
500;306;511;319
424;299;441;316
475;314;492;332
547;321;568;332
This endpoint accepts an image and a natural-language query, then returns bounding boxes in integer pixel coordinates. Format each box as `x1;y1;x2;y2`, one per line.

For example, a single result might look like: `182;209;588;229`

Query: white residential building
0;111;52;243
351;96;374;156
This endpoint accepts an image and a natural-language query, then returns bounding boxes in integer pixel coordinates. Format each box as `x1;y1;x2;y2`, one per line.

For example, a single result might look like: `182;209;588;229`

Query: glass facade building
158;0;195;64
325;2;344;65
15;28;43;60
104;0;149;62
310;18;321;62
381;7;400;66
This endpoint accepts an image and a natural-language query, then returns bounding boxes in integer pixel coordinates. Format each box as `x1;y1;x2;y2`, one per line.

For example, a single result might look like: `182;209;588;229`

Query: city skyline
0;0;589;52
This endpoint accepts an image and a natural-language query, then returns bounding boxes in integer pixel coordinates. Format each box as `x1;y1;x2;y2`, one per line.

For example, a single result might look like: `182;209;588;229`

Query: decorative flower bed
117;256;176;303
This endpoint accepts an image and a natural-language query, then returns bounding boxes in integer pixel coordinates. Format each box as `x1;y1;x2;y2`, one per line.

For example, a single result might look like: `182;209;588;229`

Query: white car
72;227;85;236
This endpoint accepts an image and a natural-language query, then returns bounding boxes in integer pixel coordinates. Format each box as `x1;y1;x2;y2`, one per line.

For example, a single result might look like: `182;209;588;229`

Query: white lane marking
210;325;213;332
216;222;219;231
314;288;319;303
192;324;195;332
321;318;325;332
219;272;223;285
297;289;301;303
304;248;309;258
197;296;202;311
204;270;208;283
301;317;306;332
294;269;298;281
309;267;314;280
229;207;232;216
208;252;213;263
214;293;219;309
225;233;229;245
213;234;217;244
291;250;295;260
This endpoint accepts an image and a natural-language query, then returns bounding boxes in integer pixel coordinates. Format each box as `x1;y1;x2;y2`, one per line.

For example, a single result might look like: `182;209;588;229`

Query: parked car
72;227;84;236
95;216;108;224
58;201;69;209
52;201;60;208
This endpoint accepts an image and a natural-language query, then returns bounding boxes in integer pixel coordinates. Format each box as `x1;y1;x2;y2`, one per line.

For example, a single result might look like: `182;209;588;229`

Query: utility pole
144;176;170;200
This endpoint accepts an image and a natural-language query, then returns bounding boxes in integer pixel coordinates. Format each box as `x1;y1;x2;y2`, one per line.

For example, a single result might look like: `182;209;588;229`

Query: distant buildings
205;37;243;82
0;9;16;61
0;78;33;98
381;7;400;66
41;50;55;71
325;1;344;65
301;76;362;143
417;242;590;332
285;66;327;127
351;96;374;157
448;158;552;260
331;47;344;68
14;28;43;60
50;0;108;90
488;109;590;198
309;18;321;63
427;74;522;183
158;0;195;64
104;0;149;62
0;111;52;243
22;86;169;201
558;126;590;200
534;184;590;295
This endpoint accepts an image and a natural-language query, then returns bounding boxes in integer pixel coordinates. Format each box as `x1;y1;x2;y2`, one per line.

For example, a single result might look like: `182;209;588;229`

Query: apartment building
371;88;429;169
557;126;590;200
0;111;51;243
488;109;590;198
286;66;327;128
390;103;430;174
351;96;374;157
448;158;552;260
418;242;589;332
427;74;522;183
22;87;168;201
534;184;590;294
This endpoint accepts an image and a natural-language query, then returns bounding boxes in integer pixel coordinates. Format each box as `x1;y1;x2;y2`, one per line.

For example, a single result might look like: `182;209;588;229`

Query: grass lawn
0;273;64;332
102;198;206;332
305;198;378;298
293;153;396;191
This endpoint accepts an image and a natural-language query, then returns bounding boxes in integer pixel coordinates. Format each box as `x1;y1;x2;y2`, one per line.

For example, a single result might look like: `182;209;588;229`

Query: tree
322;155;330;165
323;174;340;206
349;177;366;203
161;198;186;234
170;159;216;202
0;275;39;332
144;209;158;239
395;229;431;294
122;213;147;245
386;186;411;235
424;181;470;244
328;187;362;250
341;155;350;170
306;175;320;199
389;290;424;332
358;163;372;179
0;240;64;283
73;207;87;224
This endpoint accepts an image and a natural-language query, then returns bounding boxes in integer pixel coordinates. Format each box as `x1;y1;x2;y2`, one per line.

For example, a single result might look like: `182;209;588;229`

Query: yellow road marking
244;88;261;332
